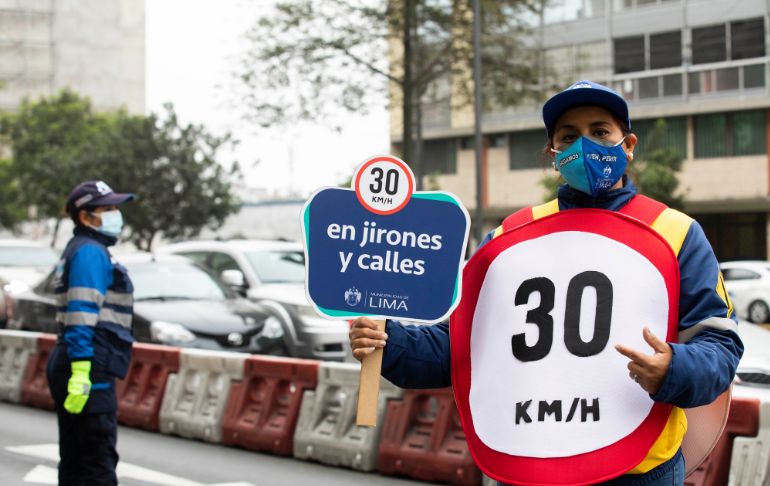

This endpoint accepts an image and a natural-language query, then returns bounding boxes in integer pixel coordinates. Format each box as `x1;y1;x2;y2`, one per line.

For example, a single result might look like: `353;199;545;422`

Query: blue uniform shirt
381;180;744;408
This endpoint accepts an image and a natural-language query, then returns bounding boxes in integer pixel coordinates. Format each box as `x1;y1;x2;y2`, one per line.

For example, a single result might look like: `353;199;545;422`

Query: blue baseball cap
542;80;630;138
66;180;135;216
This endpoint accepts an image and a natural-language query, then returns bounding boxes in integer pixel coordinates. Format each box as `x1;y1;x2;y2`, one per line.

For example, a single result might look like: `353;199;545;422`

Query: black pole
472;0;484;245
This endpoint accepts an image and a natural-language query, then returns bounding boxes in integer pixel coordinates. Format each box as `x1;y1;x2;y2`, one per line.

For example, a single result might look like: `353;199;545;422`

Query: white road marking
7;444;256;486
22;464;57;484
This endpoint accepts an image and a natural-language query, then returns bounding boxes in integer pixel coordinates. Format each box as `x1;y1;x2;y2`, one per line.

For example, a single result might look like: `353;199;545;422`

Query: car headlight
262;316;284;339
150;321;195;344
285;303;321;320
3;281;29;296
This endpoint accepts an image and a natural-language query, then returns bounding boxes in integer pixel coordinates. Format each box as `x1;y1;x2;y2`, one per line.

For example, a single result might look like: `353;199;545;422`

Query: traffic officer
47;180;135;485
349;81;744;484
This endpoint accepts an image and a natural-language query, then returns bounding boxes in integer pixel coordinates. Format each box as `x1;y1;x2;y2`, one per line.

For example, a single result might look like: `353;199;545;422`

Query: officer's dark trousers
56;409;118;486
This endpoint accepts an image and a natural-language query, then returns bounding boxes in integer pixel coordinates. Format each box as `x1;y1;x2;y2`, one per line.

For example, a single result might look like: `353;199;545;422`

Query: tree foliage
0;91;240;250
630;119;684;209
235;0;542;184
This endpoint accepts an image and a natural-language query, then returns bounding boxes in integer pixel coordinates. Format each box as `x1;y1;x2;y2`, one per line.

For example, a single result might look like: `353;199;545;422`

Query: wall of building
0;0;144;114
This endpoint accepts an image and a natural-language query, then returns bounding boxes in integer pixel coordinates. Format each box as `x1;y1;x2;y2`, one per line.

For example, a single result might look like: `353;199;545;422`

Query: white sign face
469;231;670;458
353;156;415;215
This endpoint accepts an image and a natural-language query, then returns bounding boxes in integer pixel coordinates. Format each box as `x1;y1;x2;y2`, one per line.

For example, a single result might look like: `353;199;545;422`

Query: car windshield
126;261;229;301
245;250;305;284
0;246;58;267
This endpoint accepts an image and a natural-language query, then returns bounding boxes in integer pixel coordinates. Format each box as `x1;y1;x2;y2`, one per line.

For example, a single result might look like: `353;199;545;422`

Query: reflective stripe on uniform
716;272;735;318
67;287;105;305
64;311;98;326
98;308;132;328
105;291;133;307
679;316;739;343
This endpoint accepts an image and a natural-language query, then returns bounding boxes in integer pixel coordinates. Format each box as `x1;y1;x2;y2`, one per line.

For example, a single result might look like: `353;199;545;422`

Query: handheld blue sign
301;155;470;324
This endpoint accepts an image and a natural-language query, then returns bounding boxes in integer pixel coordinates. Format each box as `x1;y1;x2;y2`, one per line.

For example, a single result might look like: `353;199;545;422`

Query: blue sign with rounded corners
301;158;469;323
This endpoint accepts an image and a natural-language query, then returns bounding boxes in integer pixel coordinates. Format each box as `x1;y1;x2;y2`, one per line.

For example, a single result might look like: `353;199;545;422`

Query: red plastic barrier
685;396;760;486
20;334;56;410
221;355;320;455
116;343;181;431
378;388;481;485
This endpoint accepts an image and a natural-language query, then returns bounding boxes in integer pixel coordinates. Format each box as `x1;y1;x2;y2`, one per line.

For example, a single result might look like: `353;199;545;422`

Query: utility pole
472;0;484;245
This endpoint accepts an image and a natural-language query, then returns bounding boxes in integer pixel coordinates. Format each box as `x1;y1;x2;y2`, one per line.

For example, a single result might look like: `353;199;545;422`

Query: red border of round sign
450;209;680;486
354;156;415;215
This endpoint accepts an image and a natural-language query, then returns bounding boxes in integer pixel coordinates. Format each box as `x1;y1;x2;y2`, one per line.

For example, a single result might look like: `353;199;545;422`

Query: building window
489;133;507;148
613;30;681;74
510;129;547;170
614;35;645;74
731;18;765;60
692;17;765;65
692;24;726;64
698;212;767;261
422;138;457;175
632;117;687;159
650;31;681;69
694;110;766;158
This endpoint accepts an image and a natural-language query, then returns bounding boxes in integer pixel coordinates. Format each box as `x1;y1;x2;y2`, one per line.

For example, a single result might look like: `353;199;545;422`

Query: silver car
158;239;349;361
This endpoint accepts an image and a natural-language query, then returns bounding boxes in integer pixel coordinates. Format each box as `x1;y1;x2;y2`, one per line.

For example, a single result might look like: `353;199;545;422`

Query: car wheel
748;300;770;323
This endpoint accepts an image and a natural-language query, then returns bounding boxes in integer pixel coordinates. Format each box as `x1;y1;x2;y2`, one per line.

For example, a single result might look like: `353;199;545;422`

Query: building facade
396;0;770;261
0;0;145;114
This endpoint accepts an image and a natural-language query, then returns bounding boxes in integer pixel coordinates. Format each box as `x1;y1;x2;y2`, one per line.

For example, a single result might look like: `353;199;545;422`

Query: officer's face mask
90;209;124;238
550;136;628;197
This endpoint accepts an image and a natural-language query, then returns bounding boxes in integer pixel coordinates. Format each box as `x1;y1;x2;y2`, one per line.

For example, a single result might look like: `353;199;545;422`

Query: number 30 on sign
353;156;415;215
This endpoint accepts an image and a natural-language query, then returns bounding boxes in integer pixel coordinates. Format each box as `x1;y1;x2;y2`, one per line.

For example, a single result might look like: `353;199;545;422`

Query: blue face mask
551;136;628;197
92;210;123;237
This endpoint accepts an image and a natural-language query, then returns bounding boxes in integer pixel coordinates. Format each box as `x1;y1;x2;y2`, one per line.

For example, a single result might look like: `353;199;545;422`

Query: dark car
8;253;289;355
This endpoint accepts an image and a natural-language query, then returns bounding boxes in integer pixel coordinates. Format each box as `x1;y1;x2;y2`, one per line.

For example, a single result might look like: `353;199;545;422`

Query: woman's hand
349;317;388;361
615;327;672;395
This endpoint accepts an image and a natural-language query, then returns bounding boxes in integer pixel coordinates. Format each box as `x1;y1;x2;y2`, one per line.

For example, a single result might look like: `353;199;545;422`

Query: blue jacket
47;226;135;413
381;180;744;409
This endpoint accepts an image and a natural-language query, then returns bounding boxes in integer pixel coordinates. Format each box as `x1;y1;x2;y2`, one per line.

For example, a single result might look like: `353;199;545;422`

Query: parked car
732;320;770;483
719;261;770;323
157;239;349;361
8;253;288;355
0;239;59;327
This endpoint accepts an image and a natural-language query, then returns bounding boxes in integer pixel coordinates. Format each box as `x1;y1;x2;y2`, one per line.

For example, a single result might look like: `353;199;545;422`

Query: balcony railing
612;58;769;103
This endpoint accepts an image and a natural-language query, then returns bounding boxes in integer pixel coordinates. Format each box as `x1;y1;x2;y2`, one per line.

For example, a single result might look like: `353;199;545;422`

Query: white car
157;239;350;361
0;239;59;326
720;261;770;323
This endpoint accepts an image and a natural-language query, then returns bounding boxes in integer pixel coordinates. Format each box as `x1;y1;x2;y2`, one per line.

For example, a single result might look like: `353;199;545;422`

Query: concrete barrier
292;362;402;471
158;349;246;443
0;330;43;403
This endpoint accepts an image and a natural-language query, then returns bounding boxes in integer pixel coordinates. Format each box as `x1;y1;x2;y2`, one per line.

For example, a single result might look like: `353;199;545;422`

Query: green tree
0;158;26;230
99;105;241;251
631;119;684;209
235;0;541;188
0;89;110;243
0;89;107;223
1;91;240;250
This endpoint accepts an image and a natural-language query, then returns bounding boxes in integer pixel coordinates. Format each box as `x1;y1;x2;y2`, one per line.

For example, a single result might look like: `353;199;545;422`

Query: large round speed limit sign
451;209;680;485
353;155;415;215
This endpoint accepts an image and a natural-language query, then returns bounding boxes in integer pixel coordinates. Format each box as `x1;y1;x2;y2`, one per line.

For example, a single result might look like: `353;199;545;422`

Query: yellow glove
63;360;91;414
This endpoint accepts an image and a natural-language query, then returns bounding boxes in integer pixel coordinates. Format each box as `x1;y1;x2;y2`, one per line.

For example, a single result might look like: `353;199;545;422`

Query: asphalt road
0;402;429;486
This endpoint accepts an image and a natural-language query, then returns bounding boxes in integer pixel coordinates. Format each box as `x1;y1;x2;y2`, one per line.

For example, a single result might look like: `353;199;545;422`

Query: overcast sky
145;0;390;199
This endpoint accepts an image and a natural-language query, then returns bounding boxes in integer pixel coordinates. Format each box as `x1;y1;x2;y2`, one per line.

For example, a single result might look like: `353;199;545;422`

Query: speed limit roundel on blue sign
450;209;680;486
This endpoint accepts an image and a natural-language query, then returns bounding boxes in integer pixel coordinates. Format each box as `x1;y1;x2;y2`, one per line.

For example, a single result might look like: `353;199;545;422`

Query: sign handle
356;318;386;427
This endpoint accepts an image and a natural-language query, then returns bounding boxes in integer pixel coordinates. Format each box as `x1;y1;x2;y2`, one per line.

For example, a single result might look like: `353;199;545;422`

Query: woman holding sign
349;80;743;485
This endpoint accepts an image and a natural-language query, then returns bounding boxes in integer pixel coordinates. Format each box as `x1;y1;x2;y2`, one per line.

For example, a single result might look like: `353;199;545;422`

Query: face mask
551;136;628;197
91;210;123;237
